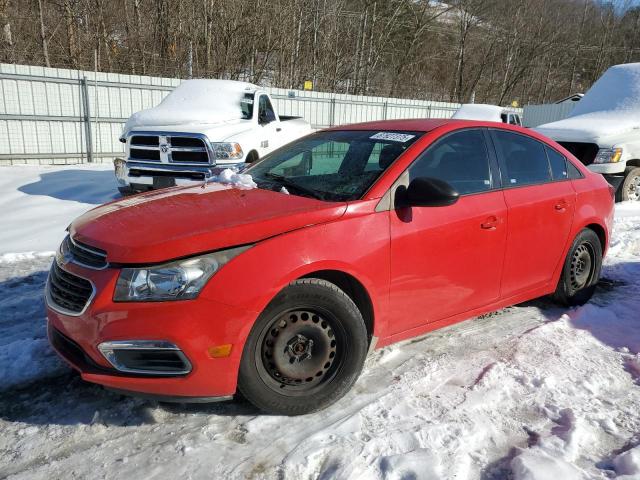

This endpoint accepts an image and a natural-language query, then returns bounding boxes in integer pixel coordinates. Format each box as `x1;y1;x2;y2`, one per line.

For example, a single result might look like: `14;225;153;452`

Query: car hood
70;185;347;264
127;120;254;142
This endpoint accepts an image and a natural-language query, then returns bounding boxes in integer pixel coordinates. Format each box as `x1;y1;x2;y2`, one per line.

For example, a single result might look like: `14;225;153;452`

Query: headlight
211;143;243;160
113;245;251;302
593;148;622;164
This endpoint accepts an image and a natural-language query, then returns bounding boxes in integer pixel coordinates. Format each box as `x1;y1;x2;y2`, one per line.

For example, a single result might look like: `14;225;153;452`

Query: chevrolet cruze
46;119;614;415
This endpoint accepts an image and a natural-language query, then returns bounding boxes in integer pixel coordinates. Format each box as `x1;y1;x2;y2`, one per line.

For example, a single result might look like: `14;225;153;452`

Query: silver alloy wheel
627;174;640;201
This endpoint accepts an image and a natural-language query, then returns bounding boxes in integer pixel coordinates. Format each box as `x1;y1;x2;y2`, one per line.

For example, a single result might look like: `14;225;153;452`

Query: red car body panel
47;119;614;399
70;186;347;264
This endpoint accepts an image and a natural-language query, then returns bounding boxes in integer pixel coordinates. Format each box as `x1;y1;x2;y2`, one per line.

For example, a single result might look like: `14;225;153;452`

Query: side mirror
396;177;459;208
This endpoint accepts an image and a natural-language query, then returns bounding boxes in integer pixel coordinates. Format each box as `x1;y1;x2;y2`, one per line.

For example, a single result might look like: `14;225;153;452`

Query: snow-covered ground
1;165;640;480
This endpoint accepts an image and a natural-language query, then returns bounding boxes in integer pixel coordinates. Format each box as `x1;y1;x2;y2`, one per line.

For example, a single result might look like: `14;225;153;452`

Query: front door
388;128;508;335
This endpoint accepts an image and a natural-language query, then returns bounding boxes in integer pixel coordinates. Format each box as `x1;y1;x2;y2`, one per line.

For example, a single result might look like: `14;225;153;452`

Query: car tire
237;278;368;415
553;228;602;306
616;166;640;202
117;186;133;196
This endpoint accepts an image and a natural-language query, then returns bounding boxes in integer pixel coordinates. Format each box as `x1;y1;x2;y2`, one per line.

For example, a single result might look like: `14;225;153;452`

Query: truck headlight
211;143;243;160
113;245;251;302
593;148;622;164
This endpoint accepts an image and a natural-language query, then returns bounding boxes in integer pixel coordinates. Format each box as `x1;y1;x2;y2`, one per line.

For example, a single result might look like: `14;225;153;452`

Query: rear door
388;128;508;334
490;129;576;298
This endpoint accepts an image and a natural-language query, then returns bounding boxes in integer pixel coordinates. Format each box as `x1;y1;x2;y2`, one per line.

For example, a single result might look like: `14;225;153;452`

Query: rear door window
409;129;493;195
492;130;551;187
546;146;568;181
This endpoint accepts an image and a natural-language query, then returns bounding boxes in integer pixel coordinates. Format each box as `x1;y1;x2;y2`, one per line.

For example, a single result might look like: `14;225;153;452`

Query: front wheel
553;229;602;306
238;279;368;415
616;166;640;202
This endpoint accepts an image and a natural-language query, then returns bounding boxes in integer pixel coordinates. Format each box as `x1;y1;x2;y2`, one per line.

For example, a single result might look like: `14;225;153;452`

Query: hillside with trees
1;0;639;105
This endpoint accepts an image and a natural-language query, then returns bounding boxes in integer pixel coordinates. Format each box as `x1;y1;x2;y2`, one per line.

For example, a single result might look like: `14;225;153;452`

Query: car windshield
241;93;255;120
246;130;422;202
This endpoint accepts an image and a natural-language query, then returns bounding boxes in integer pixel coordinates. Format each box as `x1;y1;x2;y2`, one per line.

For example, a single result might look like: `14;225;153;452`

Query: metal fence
0;63;467;166
522;102;576;127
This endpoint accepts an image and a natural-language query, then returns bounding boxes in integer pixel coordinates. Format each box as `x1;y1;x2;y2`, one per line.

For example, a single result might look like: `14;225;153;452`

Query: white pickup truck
115;79;312;194
536;63;640;202
452;104;522;126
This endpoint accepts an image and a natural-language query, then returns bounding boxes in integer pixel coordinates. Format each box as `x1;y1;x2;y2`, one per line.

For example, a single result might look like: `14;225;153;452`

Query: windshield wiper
263;173;325;200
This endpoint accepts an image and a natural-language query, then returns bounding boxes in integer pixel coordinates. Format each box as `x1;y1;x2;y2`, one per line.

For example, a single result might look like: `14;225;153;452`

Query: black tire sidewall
554;229;602;306
238;279;368;415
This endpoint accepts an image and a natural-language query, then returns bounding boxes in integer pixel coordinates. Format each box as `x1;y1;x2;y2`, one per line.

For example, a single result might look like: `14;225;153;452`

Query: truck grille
47;262;94;314
63;235;108;269
128;134;210;164
558;142;599;166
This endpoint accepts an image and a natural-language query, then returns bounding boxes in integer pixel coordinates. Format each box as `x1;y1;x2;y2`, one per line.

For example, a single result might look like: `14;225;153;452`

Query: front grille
171;150;209;163
47;262;93;314
128;168;207;180
49;326;110;374
558;142;599;166
130;148;161;161
127;134;211;164
130;135;159;146
64;235;108;269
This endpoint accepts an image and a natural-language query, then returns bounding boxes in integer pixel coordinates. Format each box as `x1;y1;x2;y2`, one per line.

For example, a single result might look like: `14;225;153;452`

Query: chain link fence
0;63;467;166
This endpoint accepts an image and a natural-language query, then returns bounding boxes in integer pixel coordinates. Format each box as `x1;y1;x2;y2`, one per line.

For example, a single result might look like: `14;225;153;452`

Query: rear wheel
553;229;602;306
617;166;640;202
238;279;368;415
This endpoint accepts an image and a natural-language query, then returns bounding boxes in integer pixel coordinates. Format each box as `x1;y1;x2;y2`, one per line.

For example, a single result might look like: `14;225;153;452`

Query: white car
115;79;312;194
536;63;640;202
452;104;522;126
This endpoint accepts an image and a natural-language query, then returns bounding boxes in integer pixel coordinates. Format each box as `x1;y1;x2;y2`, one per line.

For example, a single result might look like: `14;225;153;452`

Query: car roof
324;118;508;132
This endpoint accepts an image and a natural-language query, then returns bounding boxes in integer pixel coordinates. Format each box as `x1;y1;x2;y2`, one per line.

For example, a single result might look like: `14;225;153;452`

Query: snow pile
612;446;640;478
122;79;257;134
209;168;257;189
0;165;118;255
452;103;505;122
537;63;640;138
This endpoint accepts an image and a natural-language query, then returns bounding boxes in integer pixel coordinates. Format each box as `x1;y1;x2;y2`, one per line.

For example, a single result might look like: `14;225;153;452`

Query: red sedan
46;119;614;415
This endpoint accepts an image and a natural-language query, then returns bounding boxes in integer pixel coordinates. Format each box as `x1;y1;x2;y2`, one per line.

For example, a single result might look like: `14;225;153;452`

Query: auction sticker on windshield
370;132;415;142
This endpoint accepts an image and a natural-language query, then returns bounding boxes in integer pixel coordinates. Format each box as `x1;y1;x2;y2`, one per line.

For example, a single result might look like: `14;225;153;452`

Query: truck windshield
241;93;254;120
246;130;422;201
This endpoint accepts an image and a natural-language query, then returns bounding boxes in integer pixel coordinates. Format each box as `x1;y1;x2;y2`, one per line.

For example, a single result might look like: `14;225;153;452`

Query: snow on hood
122;79;258;135
452;104;505;122
536;63;640;139
210;168;257;189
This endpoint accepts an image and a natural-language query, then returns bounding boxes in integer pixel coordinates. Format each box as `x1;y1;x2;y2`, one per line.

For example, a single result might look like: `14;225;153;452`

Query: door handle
276;127;282;132
481;216;499;230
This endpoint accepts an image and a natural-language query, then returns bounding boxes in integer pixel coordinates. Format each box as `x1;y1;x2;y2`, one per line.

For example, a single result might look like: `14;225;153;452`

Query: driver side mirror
396;177;459;208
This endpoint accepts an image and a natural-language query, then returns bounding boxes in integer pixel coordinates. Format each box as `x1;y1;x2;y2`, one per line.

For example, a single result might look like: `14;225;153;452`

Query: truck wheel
237;279;368;415
617;167;640;202
553;229;602;307
117;186;133;196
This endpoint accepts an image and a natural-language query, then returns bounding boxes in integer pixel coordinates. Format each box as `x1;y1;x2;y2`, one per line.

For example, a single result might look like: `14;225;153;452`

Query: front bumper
588;162;627;175
116;160;246;191
46;261;257;399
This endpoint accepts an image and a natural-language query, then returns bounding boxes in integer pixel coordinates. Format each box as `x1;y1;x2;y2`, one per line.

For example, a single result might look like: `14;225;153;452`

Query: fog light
113;158;127;185
208;344;232;358
98;340;192;375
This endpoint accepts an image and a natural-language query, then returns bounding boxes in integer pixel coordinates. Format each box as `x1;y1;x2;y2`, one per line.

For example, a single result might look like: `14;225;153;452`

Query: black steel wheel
238;279;368;415
553;228;602;306
256;309;345;395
